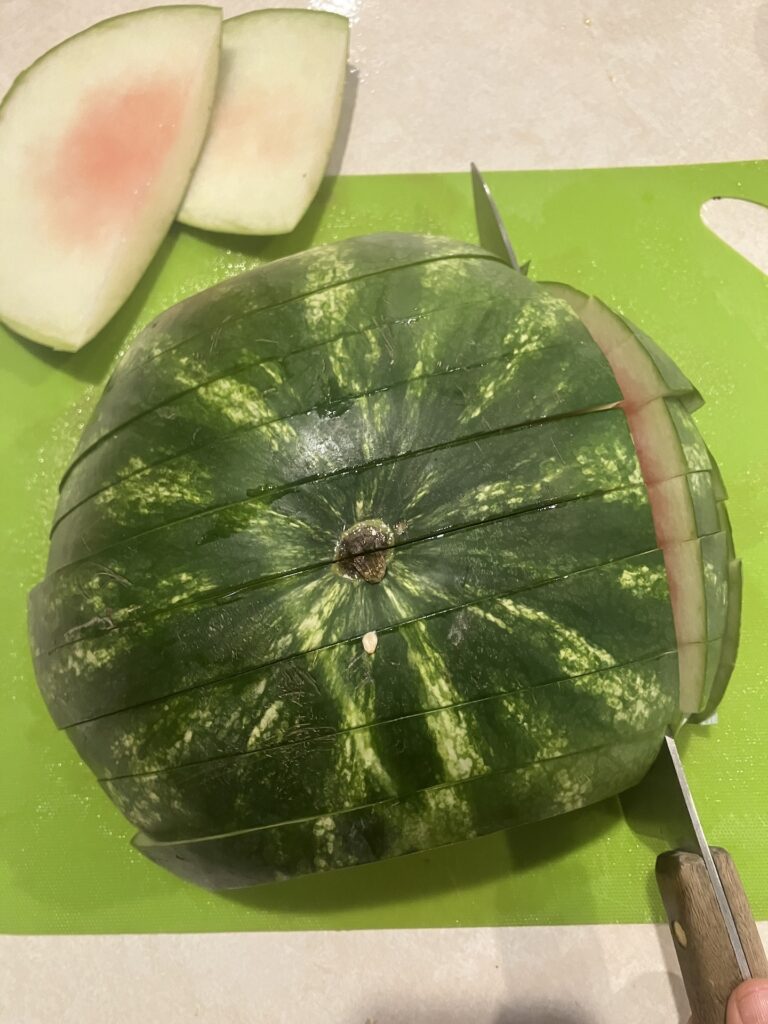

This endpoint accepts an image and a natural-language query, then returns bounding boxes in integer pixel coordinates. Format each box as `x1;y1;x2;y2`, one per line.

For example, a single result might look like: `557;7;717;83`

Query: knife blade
470;163;520;270
627;732;751;979
623;732;768;1023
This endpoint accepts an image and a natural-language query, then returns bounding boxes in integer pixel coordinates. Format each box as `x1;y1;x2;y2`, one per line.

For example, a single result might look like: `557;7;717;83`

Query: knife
624;731;767;1022
470;163;521;270
470;163;768;1023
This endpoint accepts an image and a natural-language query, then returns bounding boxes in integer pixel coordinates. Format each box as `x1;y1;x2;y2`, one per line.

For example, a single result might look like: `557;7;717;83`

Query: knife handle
656;847;768;1024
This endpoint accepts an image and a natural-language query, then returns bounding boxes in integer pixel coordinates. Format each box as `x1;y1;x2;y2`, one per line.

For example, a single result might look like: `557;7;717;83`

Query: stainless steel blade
470;163;520;270
624;733;751;980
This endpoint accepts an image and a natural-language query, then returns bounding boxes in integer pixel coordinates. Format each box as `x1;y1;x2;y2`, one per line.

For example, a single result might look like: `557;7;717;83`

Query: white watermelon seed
362;631;378;654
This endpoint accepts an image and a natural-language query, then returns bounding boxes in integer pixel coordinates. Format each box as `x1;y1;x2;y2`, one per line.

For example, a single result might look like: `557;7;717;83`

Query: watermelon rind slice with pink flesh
0;6;222;350
544;281;734;714
178;9;349;235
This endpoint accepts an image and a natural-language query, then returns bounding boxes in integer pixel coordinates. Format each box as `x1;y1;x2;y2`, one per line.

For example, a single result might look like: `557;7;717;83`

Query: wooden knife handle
656;847;768;1024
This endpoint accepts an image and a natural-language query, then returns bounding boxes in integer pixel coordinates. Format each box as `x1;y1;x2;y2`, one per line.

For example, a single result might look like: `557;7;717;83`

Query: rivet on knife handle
656;848;768;1024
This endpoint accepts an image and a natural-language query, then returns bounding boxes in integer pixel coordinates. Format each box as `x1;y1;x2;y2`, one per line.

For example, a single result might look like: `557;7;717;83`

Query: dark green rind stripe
666;400;713;472
619;313;703;412
67;549;676;778
35;408;641;647
687;471;720;536
49;325;622;572
541;282;702;410
36;485;657;727
647;386;736;714
675;527;732;714
700;531;730;642
70;245;516;467
105;652;677;841
133;734;662;889
692;499;738;715
717;500;735;559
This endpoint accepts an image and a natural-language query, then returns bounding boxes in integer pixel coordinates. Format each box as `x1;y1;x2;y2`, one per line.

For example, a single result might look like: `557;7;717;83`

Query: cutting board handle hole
700;197;768;276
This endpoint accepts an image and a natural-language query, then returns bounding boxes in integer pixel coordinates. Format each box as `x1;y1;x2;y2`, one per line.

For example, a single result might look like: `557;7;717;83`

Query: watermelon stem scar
335;519;395;583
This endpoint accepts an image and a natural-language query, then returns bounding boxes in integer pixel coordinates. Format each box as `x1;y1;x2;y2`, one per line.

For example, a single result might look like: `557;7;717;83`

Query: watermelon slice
178;9;349;235
0;7;221;351
545;282;735;713
544;283;702;411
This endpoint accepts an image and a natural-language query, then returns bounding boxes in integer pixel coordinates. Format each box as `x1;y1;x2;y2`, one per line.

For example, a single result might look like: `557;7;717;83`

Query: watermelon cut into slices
135;733;663;890
35;483;657;728
27;233;740;889
547;281;734;714
0;7;222;351
178;9;349;235
34;407;641;644
68;548;676;779
104;650;678;842
544;283;703;412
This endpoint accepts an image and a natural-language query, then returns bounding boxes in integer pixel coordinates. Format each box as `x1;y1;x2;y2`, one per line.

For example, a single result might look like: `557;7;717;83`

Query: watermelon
35;407;640;645
0;7;222;350
28;234;739;889
35;483;657;727
135;734;663;890
105;650;678;841
67;548;676;778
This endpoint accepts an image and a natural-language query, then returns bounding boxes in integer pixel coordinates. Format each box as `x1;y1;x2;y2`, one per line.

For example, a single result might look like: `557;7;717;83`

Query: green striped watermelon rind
68;547;677;779
26;236;741;891
543;278;738;716
541;282;703;411
132;733;664;890
34;406;642;648
69;237;516;468
36;483;659;729
57;261;585;514
47;301;623;573
103;650;678;841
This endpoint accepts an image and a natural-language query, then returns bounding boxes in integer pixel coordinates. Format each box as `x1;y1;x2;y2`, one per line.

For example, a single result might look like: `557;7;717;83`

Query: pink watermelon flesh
581;322;716;713
47;79;187;247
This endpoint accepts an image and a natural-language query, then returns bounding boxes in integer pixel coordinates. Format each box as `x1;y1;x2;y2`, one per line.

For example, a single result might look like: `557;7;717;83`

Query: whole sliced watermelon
28;233;739;890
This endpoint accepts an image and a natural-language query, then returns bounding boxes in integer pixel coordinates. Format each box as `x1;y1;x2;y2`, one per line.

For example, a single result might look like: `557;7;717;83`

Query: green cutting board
2;163;767;934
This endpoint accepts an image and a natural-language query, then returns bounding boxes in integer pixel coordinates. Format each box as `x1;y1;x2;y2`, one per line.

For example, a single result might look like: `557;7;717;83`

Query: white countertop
1;2;766;1021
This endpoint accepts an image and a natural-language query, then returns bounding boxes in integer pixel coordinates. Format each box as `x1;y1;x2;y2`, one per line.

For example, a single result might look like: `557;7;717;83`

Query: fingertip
728;979;768;1024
